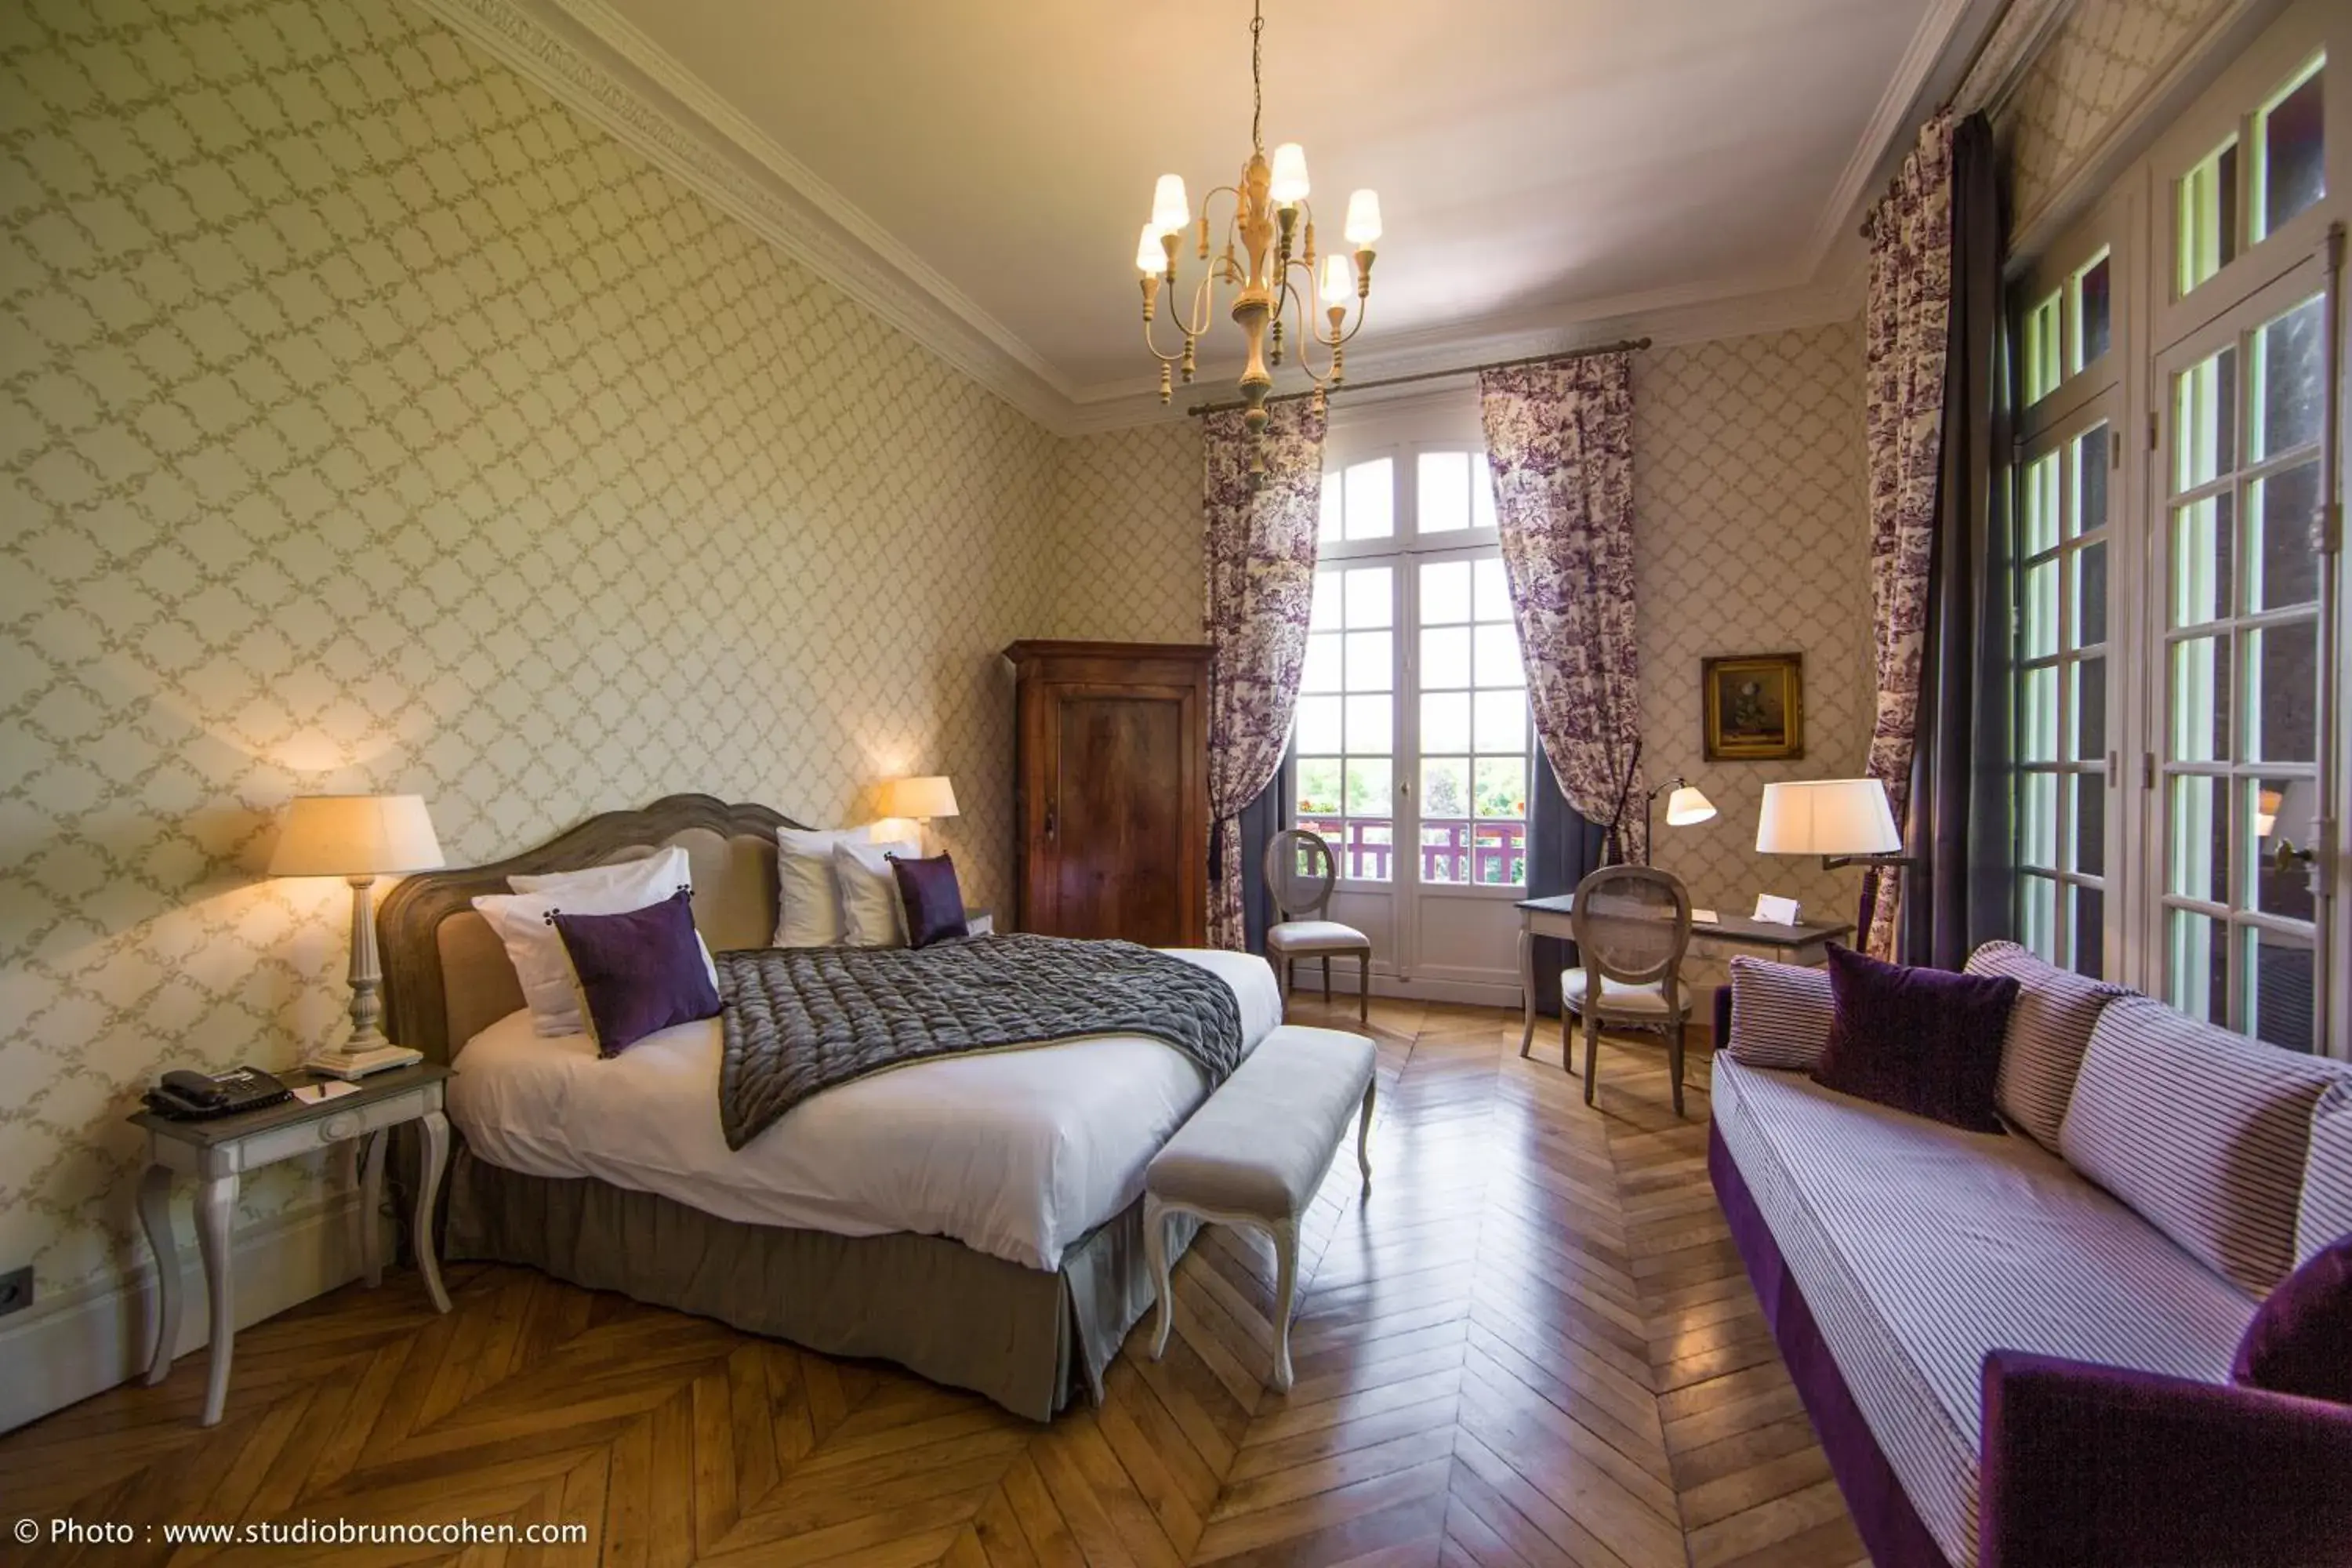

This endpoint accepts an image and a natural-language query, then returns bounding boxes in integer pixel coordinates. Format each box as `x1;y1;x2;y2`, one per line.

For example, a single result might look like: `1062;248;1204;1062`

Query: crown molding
405;0;1073;428
406;0;1955;441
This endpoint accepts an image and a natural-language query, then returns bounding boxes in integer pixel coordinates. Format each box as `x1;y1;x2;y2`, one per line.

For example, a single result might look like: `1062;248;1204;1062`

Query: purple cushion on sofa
2234;1236;2352;1406
887;852;969;948
1810;943;2019;1134
551;890;721;1057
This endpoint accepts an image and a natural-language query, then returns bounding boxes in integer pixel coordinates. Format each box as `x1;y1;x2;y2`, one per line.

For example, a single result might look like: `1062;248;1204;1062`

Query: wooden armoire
1004;641;1211;947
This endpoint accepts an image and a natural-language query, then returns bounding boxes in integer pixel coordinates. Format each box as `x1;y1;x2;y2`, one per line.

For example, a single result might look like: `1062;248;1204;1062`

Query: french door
1294;435;1534;1004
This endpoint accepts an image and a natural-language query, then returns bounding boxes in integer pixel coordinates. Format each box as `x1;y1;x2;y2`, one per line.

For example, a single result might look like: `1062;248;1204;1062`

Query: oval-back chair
1262;829;1374;1023
1565;864;1695;1115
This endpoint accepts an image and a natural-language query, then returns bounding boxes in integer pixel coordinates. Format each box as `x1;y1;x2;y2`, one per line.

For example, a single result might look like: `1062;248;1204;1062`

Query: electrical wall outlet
0;1265;30;1317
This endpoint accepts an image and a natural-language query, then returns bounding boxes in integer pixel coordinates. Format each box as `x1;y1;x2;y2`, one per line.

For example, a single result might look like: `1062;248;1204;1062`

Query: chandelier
1135;0;1381;476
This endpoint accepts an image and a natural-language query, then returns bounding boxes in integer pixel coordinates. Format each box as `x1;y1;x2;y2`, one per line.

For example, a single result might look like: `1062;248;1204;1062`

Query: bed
377;793;1281;1419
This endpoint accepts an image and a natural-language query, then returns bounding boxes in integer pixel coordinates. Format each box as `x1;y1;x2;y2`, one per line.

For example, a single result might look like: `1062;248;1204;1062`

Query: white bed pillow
833;839;920;948
474;846;717;1036
775;827;866;947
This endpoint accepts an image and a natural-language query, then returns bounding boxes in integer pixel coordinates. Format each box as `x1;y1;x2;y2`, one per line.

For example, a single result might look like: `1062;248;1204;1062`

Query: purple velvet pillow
887;852;969;948
1809;943;2019;1134
551;891;721;1057
2233;1237;2352;1404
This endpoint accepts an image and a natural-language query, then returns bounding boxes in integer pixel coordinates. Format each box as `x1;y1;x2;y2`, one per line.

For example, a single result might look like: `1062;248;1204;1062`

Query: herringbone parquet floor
0;1001;1865;1568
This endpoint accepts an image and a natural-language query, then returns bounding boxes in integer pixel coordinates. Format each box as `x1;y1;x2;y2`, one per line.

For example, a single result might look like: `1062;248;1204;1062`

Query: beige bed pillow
833;839;920;947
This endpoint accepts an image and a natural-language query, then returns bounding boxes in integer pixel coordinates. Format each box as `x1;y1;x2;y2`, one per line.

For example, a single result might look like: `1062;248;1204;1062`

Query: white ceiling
475;0;1996;425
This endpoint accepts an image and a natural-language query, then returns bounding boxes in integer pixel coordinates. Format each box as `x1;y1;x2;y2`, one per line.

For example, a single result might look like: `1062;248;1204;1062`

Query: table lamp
269;794;445;1079
1755;779;1905;868
1642;777;1717;866
879;775;959;853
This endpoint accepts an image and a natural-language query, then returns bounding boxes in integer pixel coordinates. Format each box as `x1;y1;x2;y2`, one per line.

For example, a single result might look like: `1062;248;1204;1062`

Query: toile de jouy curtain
1860;112;1956;960
1203;400;1327;950
1479;352;1645;862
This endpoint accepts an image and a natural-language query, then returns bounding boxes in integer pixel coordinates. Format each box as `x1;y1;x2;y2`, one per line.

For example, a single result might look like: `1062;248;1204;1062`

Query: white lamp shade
881;775;960;820
1344;188;1382;245
1318;253;1351;307
1663;786;1717;828
1269;143;1310;204
1755;779;1900;857
1151;173;1189;234
269;794;445;877
1135;221;1163;273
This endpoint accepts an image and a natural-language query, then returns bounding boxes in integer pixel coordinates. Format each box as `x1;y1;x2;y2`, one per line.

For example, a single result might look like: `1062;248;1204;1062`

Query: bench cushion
1148;1025;1375;1219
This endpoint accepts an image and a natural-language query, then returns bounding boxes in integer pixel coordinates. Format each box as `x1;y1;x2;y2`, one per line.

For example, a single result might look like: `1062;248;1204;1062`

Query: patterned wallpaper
1048;422;1205;644
1635;324;1871;985
2000;0;2236;233
0;0;1068;1303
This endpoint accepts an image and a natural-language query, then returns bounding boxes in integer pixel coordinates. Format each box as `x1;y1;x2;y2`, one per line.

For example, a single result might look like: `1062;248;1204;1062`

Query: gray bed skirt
442;1145;1196;1421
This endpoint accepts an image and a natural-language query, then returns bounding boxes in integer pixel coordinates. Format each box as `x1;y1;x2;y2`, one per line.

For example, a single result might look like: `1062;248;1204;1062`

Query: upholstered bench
1142;1025;1377;1391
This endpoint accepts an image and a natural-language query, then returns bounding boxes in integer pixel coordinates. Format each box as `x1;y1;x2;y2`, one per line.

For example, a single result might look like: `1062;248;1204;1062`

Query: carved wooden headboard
376;794;806;1063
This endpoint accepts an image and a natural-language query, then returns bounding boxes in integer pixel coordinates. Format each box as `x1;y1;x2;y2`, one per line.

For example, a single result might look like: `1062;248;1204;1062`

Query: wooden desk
1514;895;1851;1057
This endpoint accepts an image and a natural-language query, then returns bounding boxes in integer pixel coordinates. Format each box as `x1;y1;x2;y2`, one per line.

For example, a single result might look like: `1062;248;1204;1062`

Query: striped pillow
1725;957;1834;1070
2297;1083;2352;1267
2060;996;2351;1295
1964;941;2133;1150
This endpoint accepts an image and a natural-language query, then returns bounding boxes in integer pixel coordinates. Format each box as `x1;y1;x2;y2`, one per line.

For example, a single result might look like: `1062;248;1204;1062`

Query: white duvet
445;947;1281;1271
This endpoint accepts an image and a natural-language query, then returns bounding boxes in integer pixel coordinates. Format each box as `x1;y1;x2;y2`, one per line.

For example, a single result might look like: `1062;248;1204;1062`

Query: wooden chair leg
1357;949;1370;1024
1322;955;1333;1003
1671;1019;1687;1118
1582;1013;1600;1105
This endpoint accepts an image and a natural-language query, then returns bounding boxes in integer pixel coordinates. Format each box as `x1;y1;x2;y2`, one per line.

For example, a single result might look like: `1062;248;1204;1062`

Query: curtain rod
1183;336;1652;418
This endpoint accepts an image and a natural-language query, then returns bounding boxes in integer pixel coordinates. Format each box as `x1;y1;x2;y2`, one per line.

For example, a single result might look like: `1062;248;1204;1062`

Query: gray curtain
1526;763;1609;1017
1902;111;2013;969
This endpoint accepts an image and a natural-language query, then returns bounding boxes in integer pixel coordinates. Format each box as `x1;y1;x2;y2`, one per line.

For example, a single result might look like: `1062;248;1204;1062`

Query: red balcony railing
1298;817;1525;886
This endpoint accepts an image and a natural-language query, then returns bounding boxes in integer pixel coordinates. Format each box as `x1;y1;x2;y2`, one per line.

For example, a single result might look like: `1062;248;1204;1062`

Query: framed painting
1702;652;1804;760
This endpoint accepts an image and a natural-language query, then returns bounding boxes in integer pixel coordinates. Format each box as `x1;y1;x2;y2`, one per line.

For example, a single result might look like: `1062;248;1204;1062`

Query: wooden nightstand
130;1062;452;1426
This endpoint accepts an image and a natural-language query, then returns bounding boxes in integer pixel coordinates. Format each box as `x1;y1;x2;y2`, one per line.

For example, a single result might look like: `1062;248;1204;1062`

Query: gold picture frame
1702;652;1804;761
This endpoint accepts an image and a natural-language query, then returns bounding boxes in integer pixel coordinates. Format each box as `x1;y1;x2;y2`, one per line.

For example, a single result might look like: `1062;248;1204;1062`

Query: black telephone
144;1066;294;1120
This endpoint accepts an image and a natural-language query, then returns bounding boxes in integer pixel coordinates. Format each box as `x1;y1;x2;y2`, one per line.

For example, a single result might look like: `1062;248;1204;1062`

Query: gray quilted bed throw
714;934;1245;1151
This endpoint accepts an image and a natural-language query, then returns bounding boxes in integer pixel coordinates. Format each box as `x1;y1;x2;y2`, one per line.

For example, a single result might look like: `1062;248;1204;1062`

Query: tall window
1294;448;1530;888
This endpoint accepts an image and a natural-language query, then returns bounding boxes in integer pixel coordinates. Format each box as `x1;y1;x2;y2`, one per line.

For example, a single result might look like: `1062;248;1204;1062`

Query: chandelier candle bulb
1136;223;1163;275
1319;254;1351;317
1269;142;1310;204
1152;173;1190;234
1345;188;1382;247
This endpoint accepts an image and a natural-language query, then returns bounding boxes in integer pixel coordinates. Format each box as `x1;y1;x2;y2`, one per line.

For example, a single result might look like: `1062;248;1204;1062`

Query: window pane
2071;658;2106;761
2170;493;2235;626
1473;623;1524;688
2020;666;2058;761
1298;757;1342;815
1301;633;1341;692
2020;874;2058;960
2173;347;2237;492
2254;60;2325;241
2072;255;2111;371
1344;757;1392;815
2177;137;2240;295
2075;540;2109;647
1474;757;1526;819
1344;566;1392;628
1417;451;1470;533
2251;461;2320;609
2024;292;2061;402
1344;630;1392;691
1420;691;1470;753
1420;822;1467;884
1421;757;1468;818
1419;560;1471;624
2070;885;2105;979
1308;573;1341;630
2250;620;2316;763
1295;695;1342;753
2020;772;2058;869
2071;426;2108;537
2251;295;2324;460
1421;626;1470;689
2251;776;2318;921
1473;822;1525;887
2021;560;2060;659
1345;822;1392;882
1319;470;1342;544
1473;689;1525;753
2168;635;2231;762
2246;927;2314;1051
2071;773;2107;877
1473;557;1513;622
2165;907;2227;1023
2167;774;2227;902
1343;457;1394;540
1345;692;1392;756
2022;452;2060;554
1472;456;1497;530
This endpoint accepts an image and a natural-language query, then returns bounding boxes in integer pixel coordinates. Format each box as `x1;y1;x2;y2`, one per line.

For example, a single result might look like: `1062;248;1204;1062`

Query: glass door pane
1299;561;1395;880
1415;553;1527;887
2157;290;2326;1045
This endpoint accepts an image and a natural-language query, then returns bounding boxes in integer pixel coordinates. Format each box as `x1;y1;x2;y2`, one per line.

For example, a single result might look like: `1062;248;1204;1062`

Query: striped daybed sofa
1710;942;2352;1568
